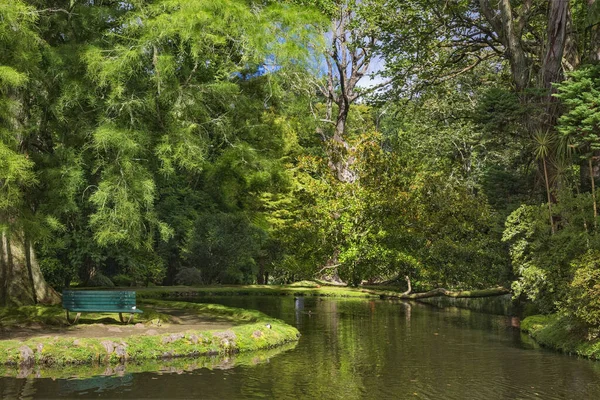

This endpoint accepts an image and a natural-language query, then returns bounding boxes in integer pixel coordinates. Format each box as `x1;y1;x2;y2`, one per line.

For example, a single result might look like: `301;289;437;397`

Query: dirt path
0;308;236;341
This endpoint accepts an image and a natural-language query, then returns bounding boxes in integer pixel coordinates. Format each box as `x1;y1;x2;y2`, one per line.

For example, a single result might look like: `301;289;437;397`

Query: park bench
62;290;143;324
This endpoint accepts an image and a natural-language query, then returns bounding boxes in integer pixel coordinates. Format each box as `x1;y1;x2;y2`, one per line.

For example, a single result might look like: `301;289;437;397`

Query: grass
128;284;508;299
131;284;383;299
0;299;299;368
56;284;511;305
0;341;298;379
521;314;600;360
287;280;322;288
0;304;177;328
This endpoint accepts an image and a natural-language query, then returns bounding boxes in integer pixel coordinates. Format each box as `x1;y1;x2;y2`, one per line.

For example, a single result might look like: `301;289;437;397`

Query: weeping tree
2;0;321;302
0;0;60;305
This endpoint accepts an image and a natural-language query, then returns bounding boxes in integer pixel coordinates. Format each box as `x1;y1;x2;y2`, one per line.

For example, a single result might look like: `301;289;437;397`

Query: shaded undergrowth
521;314;600;360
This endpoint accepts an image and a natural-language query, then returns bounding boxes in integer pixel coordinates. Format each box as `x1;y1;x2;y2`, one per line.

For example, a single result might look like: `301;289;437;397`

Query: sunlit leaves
556;65;600;157
0;0;40;217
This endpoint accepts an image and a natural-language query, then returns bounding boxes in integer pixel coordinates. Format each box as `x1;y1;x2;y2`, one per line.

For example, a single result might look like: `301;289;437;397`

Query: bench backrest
62;290;137;311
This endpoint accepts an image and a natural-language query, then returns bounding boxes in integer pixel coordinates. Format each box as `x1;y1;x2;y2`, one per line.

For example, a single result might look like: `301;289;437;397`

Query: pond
2;297;600;399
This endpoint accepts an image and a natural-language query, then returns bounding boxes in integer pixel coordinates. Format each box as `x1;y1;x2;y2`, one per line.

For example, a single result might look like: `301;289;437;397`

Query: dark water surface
2;297;600;399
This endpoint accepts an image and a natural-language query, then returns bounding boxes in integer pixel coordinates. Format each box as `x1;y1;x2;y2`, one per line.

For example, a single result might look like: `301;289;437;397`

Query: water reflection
0;343;297;399
294;296;304;326
2;297;600;399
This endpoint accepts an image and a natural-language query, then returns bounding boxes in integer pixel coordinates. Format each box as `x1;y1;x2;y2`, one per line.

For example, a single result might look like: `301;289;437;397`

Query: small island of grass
0;299;299;368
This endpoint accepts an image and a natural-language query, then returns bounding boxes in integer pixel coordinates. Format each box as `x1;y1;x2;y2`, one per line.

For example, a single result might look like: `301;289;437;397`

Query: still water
2;297;600;399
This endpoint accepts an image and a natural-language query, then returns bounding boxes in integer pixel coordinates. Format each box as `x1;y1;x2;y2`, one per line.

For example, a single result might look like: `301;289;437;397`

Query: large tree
0;0;60;305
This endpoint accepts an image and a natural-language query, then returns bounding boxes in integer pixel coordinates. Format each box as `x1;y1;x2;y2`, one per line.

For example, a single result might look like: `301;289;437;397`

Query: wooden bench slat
69;308;143;314
63;294;135;299
63;301;135;308
62;290;143;324
63;300;135;303
64;302;136;305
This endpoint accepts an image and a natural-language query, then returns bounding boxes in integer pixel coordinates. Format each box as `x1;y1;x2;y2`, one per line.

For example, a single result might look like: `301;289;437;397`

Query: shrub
87;273;115;287
39;258;76;289
112;274;134;287
175;268;203;286
563;251;600;331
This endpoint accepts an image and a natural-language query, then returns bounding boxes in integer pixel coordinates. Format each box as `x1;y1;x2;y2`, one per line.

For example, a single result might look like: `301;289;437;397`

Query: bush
39;258;77;289
564;251;600;331
175;268;203;286
87;273;115;287
112;274;134;287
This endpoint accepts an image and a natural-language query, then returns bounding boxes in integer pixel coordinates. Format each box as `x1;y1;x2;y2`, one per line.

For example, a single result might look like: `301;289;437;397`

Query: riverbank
129;283;510;301
0;341;298;380
0;300;299;367
521;315;600;360
134;284;382;299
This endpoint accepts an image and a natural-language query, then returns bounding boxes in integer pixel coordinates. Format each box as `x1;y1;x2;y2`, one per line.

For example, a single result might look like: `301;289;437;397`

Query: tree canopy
2;0;600;337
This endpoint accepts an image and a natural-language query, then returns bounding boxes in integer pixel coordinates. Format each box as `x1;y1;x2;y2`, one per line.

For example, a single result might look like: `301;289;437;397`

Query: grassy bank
0;300;299;367
127;283;510;300
521;315;600;360
0;342;298;379
133;284;382;299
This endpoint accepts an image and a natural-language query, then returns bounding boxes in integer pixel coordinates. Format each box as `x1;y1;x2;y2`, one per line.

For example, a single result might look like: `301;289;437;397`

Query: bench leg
119;313;134;324
66;310;81;325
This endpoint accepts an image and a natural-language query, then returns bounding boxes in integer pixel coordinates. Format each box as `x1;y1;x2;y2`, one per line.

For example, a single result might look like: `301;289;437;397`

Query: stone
36;343;44;353
17;367;32;379
72;340;79;346
134;323;145;329
19;346;34;366
252;330;263;338
145;329;158;336
101;340;115;354
115;343;127;358
189;334;199;344
213;330;236;340
162;333;185;344
107;327;122;333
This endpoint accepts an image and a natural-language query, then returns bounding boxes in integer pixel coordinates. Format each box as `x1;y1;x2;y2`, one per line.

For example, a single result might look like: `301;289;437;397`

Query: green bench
62;290;143;324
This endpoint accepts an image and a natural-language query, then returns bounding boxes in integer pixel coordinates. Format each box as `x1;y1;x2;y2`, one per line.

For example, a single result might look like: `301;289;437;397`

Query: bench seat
62;290;143;324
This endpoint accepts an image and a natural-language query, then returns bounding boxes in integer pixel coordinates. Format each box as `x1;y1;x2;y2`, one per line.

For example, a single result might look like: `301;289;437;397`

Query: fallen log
364;285;510;300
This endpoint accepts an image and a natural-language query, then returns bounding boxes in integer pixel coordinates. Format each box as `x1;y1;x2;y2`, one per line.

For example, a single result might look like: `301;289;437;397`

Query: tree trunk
328;101;356;183
563;7;580;72
590;158;598;229
541;0;569;124
257;261;265;285
0;229;60;306
543;157;556;234
0;231;9;306
498;0;530;91
377;286;510;300
588;0;600;63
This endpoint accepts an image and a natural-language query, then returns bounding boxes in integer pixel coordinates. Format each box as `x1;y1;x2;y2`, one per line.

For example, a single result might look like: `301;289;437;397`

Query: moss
0;305;65;326
0;299;299;368
288;280;322;288
131;284;381;299
141;299;270;323
66;284;510;301
520;314;556;333
0;303;178;329
521;314;600;360
0;342;297;379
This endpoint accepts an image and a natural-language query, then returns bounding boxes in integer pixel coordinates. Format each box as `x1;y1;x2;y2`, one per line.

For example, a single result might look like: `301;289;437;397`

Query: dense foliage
2;0;600;336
